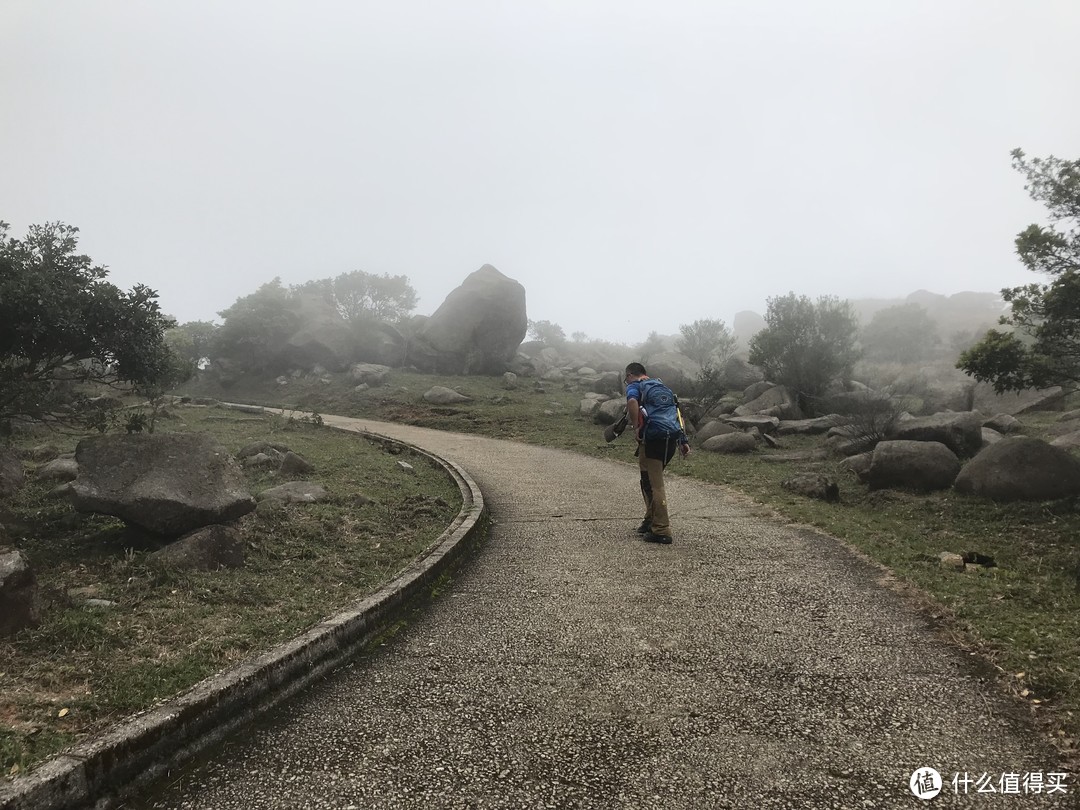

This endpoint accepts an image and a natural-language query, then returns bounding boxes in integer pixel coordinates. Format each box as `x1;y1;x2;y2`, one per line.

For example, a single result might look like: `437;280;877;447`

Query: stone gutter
0;412;486;810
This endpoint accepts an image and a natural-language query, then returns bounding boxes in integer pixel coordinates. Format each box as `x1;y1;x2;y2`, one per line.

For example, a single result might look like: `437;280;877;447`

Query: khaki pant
638;439;676;537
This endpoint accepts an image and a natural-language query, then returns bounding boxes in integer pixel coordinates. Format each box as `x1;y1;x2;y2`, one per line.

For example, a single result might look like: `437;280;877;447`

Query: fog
2;1;1077;344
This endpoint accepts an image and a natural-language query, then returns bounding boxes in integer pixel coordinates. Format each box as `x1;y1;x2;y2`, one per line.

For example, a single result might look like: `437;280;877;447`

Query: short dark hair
625;362;647;376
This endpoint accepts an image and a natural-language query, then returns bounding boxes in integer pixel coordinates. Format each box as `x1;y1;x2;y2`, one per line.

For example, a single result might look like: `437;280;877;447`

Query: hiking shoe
636;520;652;535
643;532;673;545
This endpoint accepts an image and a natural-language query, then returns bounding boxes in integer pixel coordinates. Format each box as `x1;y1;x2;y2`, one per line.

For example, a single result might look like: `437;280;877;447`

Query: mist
1;1;1077;344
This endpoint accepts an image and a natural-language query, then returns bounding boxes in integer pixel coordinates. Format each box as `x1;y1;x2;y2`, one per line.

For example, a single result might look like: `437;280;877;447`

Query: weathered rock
149;525;246;571
1059;408;1080;422
721;415;780;433
594;398;627;425
257;481;330;504
777;415;844;436
0;450;26;497
984;413;1022;434
839;452;873;479
866;440;961;492
349;363;392;387
279;451;315;475
696;420;738;443
593;371;622;395
702;432;758;454
720;357;764;391
742;380;774;402
886;411;984;458
939;552;966;571
423;386;472;405
502;372;519;390
981;427;1005;446
1050;430;1080;453
69;433;256;536
1013;387;1067;415
237;441;290;460
397;460;416;475
579;399;601;417
0;549;37;637
409;265;527;374
781;474;839;502
36;457;79;483
243;452;281;470
735;385;803;420
954;437;1080;501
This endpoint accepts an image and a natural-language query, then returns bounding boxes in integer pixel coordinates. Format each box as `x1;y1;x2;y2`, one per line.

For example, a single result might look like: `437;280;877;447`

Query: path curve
136;415;1069;809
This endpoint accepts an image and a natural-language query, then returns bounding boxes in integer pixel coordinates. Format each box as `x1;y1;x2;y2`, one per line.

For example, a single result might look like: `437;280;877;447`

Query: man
624;362;690;545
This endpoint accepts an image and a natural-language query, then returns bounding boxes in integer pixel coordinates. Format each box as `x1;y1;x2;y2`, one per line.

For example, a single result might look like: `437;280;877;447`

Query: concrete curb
0;413;486;810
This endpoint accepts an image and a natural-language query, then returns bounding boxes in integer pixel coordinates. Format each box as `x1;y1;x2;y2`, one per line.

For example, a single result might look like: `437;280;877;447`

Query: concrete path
132;417;1071;809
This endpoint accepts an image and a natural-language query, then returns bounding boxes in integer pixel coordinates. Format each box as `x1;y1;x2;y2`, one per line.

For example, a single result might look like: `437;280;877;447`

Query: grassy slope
1;406;461;776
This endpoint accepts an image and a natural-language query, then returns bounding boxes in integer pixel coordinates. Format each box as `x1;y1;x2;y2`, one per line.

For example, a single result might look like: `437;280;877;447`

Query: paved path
133;417;1071;809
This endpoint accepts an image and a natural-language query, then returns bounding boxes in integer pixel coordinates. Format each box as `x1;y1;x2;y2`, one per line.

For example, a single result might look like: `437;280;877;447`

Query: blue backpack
636;378;686;442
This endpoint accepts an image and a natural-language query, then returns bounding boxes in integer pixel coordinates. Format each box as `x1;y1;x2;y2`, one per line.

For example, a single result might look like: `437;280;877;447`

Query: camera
603;413;628;443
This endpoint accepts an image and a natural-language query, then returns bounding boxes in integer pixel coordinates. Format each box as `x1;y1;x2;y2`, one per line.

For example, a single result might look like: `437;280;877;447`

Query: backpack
636;378;686;442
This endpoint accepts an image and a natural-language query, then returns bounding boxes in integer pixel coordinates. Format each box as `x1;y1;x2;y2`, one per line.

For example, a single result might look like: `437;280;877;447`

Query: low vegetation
1;405;461;777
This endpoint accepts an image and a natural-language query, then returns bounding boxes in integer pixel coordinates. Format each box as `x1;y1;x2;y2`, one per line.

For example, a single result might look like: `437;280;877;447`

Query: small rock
939;552;965;571
280;451;315;476
84;598;118;610
397;461;416;475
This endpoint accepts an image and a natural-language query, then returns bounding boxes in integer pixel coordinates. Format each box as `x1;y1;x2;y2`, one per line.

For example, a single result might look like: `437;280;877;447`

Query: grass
1;405;462;778
182;369;1080;762
5;367;1079;776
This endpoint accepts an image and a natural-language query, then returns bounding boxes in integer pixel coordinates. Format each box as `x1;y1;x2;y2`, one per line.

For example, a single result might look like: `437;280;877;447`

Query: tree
165;320;219;367
636;331;666;363
748;293;861;412
676;318;737;370
214;279;300;373
861;303;941;362
0;222;180;430
527;319;567;345
959;149;1080;392
295;270;418;323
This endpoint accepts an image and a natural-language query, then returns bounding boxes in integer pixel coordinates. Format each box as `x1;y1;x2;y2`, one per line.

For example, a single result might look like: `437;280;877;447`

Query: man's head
624;362;647;384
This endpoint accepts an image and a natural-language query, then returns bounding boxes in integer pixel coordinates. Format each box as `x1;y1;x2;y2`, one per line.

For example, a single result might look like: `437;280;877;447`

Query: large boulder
734;385;802;420
954;438;1080;502
696;420;738;443
866;441;961;492
1050;431;1080;453
702;432;758;454
352;321;407;367
0;549;37;637
69;433;256;537
721;355;764;391
284;296;356;372
886;411;984;458
36;457;79;483
721;415;780;434
348;363;392;387
409;265;527;374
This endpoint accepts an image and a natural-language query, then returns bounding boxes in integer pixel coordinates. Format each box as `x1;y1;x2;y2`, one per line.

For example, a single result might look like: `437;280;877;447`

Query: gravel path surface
131;417;1072;809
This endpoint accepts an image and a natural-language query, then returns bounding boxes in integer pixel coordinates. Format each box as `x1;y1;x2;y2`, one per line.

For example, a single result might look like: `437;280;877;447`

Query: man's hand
679;442;691;458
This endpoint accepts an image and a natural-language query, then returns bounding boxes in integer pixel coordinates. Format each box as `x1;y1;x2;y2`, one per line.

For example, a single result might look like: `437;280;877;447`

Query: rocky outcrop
721;415;779;434
69;433;256;537
1050;431;1080;453
983;413;1022;434
886;411;984;458
776;415;843;436
954;438;1080;501
409;265;527;374
865;440;961;492
695;420;738;443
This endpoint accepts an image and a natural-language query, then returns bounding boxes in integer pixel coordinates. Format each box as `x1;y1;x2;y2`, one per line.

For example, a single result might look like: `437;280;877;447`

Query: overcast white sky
2;1;1077;344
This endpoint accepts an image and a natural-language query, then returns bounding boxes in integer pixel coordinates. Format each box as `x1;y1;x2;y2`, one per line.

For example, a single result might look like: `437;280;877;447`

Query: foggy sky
2;1;1078;344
